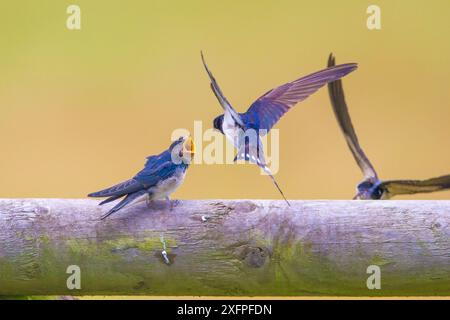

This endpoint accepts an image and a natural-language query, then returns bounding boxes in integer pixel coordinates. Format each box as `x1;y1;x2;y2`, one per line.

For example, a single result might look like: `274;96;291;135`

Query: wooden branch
0;199;449;296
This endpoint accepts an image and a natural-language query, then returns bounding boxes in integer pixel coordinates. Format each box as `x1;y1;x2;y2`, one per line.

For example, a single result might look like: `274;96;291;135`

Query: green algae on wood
0;199;449;296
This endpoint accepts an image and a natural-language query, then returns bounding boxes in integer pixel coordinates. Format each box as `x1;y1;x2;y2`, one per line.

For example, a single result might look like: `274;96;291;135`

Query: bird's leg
165;196;171;209
146;192;154;208
165;196;180;211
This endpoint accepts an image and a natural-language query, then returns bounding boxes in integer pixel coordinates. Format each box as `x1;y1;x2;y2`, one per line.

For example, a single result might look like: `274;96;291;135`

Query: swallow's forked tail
261;164;291;206
233;136;291;206
100;189;147;220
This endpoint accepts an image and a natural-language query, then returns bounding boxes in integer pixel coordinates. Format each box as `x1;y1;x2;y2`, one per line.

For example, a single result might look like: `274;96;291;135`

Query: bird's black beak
213;116;224;134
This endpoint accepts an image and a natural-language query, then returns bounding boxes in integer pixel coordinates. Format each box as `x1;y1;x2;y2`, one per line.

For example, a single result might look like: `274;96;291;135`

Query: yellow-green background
1;0;449;200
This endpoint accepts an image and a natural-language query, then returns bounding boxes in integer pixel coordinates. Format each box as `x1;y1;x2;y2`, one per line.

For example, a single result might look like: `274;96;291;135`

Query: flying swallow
327;54;450;199
201;52;358;204
88;136;195;219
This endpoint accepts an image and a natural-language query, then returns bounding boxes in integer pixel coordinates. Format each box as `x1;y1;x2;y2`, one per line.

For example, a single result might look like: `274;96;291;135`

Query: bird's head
170;136;195;165
213;115;224;134
354;179;384;200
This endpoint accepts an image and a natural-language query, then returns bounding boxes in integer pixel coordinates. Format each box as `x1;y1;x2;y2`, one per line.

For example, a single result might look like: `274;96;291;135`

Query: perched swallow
201;52;358;204
88;136;195;219
327;54;450;199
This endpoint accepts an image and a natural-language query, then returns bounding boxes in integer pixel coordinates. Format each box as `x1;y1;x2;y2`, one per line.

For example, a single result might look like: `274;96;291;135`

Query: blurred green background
0;0;449;200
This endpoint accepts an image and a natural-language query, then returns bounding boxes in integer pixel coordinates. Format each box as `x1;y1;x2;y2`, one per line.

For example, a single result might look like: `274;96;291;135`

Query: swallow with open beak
201;52;358;204
327;54;450;199
88;136;195;219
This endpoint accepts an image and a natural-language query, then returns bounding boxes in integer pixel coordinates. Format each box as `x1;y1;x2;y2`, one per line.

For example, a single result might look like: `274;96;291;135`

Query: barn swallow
201;52;358;204
327;54;450;199
88;136;195;219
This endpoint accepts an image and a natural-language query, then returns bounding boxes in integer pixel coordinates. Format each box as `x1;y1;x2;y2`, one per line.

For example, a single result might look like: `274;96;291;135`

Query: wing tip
338;62;358;72
88;189;112;198
328;52;335;66
328;62;358;81
87;191;100;198
327;53;358;72
200;50;209;71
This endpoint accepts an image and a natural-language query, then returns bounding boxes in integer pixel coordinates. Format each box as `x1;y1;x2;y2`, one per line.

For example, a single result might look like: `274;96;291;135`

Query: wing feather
134;159;179;188
327;54;378;180
88;150;174;198
88;179;143;198
242;59;358;133
201;52;244;127
381;174;450;196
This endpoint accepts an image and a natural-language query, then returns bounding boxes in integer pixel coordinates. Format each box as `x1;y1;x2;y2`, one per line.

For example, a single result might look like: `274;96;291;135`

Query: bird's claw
169;199;181;210
146;199;154;208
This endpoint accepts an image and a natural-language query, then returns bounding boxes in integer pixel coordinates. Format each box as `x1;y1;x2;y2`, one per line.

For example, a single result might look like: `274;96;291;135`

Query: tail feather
100;189;147;220
261;165;291;206
233;136;290;206
99;194;123;206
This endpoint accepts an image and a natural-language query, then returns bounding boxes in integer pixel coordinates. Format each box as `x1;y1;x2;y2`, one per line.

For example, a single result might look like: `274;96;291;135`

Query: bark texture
0;199;448;296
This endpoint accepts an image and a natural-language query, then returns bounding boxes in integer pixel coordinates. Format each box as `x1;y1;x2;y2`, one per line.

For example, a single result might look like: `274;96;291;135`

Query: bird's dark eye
370;187;383;199
375;188;383;197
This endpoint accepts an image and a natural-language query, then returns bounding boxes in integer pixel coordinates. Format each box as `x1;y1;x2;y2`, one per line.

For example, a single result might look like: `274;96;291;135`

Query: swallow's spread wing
327;54;378;180
241;60;358;134
201;52;244;127
381;174;450;197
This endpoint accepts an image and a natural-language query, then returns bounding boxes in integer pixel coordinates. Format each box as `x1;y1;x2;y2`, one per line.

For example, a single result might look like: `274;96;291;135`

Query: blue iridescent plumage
88;136;195;219
201;52;358;204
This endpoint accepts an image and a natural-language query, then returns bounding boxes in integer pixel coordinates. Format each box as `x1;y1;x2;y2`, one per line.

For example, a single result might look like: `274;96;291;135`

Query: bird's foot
166;198;181;211
146;199;155;208
170;199;181;210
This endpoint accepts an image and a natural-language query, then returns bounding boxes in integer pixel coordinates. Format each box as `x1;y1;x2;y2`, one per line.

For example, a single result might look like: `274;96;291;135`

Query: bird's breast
222;114;241;148
150;168;186;199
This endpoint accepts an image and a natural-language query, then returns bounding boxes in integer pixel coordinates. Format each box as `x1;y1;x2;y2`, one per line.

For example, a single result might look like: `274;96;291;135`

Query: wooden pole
0;199;448;296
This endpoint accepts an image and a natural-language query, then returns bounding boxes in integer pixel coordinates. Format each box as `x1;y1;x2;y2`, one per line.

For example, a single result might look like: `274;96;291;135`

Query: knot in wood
235;245;269;268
